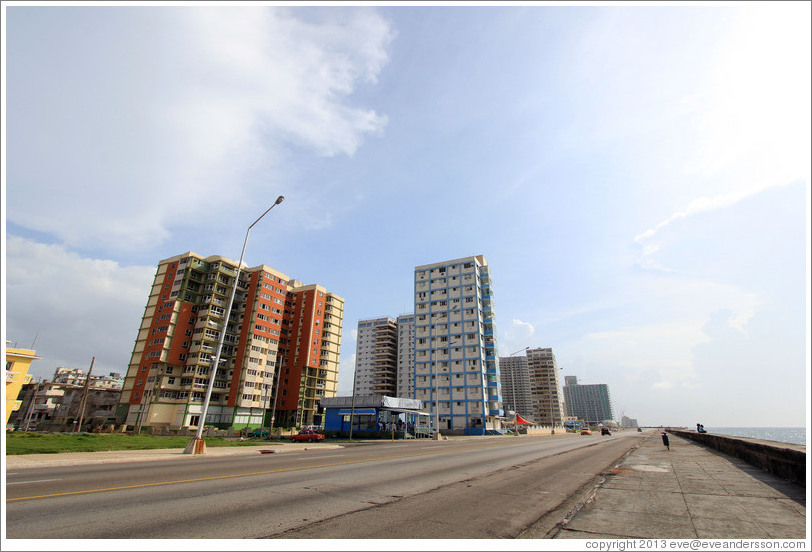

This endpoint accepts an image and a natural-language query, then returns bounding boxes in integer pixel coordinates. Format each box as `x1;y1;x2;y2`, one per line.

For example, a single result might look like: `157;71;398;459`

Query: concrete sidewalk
5;441;342;469
549;432;807;539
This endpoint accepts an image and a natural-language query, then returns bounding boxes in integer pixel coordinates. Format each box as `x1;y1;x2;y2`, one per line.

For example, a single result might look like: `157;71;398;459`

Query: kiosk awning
384;407;432;417
514;414;533;425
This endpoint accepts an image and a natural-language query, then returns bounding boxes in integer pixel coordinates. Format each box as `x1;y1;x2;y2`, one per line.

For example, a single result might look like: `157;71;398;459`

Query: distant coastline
704;427;806;446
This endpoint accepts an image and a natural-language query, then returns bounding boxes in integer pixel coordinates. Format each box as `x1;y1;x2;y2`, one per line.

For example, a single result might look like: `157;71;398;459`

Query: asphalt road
6;431;647;539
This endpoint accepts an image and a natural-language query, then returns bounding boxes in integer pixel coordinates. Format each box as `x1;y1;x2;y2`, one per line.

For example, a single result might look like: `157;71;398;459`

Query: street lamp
548;391;557;435
184;195;285;455
269;354;283;439
348;361;359;440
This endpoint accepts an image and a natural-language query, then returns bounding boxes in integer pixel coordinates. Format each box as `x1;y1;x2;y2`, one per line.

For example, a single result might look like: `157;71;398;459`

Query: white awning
384;407;432;416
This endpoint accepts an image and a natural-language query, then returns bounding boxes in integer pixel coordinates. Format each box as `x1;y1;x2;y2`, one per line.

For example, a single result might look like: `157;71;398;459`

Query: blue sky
3;2;810;428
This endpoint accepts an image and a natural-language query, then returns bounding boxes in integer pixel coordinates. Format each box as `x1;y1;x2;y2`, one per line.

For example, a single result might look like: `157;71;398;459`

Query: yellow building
5;343;39;424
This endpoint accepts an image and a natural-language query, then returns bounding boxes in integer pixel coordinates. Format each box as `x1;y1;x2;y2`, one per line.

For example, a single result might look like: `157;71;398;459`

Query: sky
3;1;810;429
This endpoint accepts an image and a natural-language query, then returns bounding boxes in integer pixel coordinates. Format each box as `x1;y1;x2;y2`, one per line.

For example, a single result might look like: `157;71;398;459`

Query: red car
290;429;325;442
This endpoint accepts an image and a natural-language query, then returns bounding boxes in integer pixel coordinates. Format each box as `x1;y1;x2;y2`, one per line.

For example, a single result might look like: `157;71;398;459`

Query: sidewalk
5;441;342;469
550;432;807;539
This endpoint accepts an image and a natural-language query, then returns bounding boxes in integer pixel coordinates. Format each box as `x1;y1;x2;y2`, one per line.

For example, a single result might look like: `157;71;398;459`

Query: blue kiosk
320;395;432;438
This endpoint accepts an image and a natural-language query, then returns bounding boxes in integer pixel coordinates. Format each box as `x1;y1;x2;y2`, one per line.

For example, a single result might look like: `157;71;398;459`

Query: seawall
667;429;806;486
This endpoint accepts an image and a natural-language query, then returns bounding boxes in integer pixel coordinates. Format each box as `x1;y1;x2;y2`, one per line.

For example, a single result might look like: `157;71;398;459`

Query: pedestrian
661;432;670;451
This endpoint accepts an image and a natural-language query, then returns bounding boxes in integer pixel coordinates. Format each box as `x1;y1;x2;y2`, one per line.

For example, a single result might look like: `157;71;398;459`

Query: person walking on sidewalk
661;431;670;450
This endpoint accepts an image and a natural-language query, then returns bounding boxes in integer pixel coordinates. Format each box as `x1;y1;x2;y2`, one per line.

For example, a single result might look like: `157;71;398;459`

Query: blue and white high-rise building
413;255;503;434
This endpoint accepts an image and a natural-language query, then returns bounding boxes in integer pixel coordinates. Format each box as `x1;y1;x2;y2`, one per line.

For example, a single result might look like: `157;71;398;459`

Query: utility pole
348;361;358;440
21;379;41;431
75;357;94;432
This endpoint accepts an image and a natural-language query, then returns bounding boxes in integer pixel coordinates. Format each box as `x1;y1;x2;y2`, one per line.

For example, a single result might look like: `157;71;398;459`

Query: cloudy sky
4;2;810;428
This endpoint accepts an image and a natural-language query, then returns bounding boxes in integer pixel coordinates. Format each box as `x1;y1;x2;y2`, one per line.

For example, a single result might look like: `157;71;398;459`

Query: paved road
6;431;645;539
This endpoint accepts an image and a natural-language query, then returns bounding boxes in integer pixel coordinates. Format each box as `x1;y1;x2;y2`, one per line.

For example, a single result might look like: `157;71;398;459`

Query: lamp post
548;391;557;434
269;354;283;439
348;362;359;440
184;195;285;455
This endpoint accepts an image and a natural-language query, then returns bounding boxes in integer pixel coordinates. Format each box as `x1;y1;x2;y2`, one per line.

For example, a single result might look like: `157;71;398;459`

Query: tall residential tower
413;255;503;434
117;252;343;431
527;347;564;427
562;376;614;426
498;355;533;419
354;317;398;396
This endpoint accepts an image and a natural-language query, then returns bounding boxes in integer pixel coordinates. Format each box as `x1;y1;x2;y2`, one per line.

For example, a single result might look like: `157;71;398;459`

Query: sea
705;427;806;446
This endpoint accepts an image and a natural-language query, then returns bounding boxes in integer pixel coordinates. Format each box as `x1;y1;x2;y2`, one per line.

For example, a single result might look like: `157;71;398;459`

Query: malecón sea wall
668;429;805;486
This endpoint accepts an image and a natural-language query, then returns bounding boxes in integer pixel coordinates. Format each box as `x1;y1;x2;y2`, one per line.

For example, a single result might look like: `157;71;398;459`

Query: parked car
248;429;269;438
601;427;611;436
290;429;325;442
580;427;592;435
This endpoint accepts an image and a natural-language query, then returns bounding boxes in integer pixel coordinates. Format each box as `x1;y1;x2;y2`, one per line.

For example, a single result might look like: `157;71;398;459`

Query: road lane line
298;454;347;460
7;479;62;485
6;440;534;503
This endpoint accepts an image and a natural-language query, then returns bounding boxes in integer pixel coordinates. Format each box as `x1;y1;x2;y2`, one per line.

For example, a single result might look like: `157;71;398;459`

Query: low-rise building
320;395;430;436
10;370;123;431
5;343;39;424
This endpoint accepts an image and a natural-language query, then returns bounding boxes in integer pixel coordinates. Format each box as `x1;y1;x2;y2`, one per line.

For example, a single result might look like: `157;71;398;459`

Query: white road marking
7;478;62;485
300;454;347;460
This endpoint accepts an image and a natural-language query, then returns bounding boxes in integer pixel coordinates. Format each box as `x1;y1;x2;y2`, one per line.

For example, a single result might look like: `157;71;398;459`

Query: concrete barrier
668;429;805;486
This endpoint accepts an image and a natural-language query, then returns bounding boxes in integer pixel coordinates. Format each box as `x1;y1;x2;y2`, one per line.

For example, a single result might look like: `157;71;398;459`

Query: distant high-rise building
527;348;564;427
563;377;614;425
621;415;639;428
354;317;398;396
396;314;415;398
117;251;343;431
498;355;533;418
564;375;578;386
413;255;503;434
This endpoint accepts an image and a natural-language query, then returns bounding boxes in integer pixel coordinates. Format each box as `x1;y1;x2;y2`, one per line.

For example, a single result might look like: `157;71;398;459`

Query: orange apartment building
116;251;343;431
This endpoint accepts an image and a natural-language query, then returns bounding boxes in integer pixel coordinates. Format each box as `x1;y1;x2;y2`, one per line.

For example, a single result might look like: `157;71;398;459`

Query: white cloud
4;236;156;378
499;318;535;353
6;7;394;253
511;319;535;336
581;320;704;391
636;7;810;268
634;185;792;269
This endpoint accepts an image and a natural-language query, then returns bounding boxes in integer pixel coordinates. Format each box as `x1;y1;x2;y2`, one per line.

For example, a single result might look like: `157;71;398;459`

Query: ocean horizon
704;427;806;446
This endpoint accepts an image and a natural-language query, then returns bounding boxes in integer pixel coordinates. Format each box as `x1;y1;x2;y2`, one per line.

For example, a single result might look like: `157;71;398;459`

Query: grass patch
4;432;275;455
